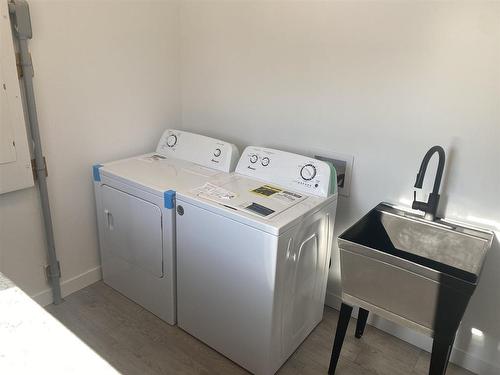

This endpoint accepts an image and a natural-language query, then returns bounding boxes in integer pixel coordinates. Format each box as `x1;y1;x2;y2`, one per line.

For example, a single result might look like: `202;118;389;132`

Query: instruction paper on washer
192;182;237;200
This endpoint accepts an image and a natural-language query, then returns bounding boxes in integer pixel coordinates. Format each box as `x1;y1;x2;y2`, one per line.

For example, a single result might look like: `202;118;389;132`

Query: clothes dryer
93;129;239;324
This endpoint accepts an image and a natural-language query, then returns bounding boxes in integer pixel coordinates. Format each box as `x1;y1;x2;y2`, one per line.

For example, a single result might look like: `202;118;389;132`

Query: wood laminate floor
46;282;473;375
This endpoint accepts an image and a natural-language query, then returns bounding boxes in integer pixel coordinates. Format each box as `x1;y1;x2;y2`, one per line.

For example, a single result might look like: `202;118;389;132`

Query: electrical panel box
0;0;33;194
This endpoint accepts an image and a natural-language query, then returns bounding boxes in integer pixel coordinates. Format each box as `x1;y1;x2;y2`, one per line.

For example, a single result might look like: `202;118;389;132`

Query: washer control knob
300;164;317;181
214;148;222;157
250;154;258;163
166;134;177;147
261;157;270;166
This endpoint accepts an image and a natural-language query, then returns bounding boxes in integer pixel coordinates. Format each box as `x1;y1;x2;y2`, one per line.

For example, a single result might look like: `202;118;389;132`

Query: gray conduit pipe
9;0;62;304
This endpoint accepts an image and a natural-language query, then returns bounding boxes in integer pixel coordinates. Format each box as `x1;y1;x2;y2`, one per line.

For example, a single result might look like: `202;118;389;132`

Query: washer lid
193;175;306;219
178;173;337;236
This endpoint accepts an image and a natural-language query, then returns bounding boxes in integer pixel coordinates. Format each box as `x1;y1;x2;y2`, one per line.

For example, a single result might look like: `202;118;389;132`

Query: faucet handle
414;172;424;188
412;191;428;211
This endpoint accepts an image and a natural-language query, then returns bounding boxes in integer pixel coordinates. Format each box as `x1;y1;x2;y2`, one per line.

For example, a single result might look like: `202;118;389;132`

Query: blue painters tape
93;164;103;182
164;190;176;209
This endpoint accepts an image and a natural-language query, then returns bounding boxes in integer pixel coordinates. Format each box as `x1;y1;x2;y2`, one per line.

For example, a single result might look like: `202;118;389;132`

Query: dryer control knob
214;148;222;157
261;157;270;166
250;154;258;163
300;164;317;181
166;134;177;147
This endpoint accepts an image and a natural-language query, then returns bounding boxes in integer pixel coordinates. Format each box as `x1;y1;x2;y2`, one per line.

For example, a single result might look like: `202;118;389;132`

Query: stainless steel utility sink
330;147;495;375
339;202;494;336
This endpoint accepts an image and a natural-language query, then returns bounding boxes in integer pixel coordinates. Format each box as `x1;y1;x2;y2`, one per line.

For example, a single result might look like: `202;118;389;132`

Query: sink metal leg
328;303;353;374
355;308;369;339
429;334;456;375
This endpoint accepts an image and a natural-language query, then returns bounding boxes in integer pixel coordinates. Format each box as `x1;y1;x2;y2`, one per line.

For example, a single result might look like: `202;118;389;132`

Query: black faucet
412;145;446;221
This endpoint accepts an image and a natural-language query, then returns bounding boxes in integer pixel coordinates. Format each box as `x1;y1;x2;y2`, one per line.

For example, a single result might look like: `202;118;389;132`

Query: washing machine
92;129;239;325
175;146;338;374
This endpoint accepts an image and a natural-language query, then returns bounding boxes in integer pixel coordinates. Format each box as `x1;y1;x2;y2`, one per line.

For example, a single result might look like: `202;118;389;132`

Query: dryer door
101;185;163;277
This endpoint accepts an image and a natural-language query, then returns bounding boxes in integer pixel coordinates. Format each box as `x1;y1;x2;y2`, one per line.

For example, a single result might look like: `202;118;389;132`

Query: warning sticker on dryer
140;154;166;163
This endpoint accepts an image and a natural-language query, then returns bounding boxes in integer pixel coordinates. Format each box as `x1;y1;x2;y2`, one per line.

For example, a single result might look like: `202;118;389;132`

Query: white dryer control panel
156;129;239;172
235;146;331;197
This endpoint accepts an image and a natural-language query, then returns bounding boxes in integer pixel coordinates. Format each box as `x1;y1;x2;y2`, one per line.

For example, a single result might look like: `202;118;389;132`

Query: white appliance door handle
296;233;318;262
105;209;114;230
286;238;293;260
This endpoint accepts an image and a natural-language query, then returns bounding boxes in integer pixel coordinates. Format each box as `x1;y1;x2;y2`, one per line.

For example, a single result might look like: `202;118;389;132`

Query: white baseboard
324;293;499;375
31;266;102;307
325;290;341;309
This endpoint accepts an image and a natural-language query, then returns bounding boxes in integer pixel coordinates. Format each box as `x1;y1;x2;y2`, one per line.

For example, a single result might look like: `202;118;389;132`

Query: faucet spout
412;146;446;220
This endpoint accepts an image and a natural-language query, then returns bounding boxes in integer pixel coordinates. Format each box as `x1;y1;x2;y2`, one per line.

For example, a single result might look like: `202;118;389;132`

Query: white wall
0;0;180;304
179;1;500;373
1;1;499;373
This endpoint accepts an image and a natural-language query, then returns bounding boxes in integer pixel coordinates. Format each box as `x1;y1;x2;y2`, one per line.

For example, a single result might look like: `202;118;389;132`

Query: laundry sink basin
338;202;494;336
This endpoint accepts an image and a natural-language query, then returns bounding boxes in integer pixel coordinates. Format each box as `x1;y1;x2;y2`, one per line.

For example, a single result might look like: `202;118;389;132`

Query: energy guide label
251;185;282;197
251;185;303;203
273;190;303;203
